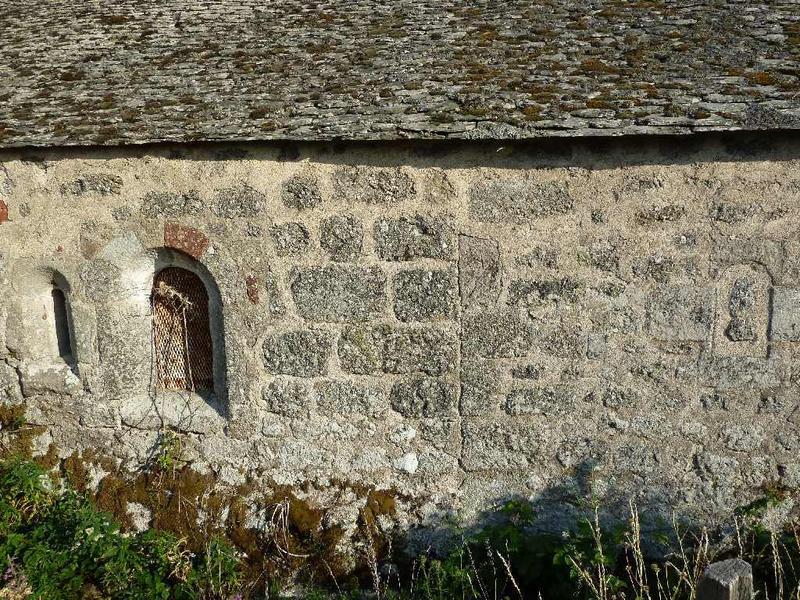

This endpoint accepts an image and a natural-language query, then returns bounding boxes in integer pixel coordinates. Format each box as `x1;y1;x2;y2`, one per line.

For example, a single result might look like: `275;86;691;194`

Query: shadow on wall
386;459;792;600
415;459;690;556
7;130;800;171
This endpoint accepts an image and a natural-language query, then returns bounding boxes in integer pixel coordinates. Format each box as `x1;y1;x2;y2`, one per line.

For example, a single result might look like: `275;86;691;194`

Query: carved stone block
713;264;771;358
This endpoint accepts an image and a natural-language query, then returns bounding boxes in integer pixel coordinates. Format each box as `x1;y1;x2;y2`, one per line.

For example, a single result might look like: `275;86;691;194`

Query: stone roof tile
0;0;798;147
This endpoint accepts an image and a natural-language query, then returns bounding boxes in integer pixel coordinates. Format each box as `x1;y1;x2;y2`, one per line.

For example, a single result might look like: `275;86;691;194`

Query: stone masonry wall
1;133;800;536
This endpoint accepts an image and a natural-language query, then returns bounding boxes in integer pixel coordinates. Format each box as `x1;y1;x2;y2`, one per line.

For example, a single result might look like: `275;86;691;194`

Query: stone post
697;558;753;600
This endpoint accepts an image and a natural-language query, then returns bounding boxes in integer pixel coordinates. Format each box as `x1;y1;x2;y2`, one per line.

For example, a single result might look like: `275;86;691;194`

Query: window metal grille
151;267;214;391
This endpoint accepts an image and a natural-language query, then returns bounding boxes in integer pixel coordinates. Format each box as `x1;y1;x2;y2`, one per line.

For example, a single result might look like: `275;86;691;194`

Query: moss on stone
0;403;47;460
746;71;779;86
578;58;621;75
586;98;614;109
62;451;90;492
0;428;408;594
0;403;25;430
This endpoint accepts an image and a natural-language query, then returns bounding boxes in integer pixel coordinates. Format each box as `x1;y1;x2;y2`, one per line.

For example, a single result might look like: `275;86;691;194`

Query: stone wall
1;133;800;536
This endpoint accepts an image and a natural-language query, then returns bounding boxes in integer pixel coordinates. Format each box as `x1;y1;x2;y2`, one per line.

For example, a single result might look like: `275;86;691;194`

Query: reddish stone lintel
0;200;8;224
164;222;209;259
245;274;260;304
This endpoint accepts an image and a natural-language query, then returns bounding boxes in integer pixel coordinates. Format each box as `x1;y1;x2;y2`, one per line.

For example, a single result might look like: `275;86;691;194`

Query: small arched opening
151;267;215;392
48;271;77;368
51;286;73;360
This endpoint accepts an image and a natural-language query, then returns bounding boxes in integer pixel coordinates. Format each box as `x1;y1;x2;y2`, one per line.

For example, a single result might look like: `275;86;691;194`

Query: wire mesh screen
151;267;214;391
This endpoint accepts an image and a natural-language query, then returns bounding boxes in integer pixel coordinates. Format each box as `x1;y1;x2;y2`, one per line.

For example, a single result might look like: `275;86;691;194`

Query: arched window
51;286;73;360
151;267;214;391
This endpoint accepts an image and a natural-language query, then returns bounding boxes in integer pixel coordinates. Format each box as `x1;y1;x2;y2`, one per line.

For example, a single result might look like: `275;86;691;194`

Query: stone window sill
119;391;226;435
19;359;82;398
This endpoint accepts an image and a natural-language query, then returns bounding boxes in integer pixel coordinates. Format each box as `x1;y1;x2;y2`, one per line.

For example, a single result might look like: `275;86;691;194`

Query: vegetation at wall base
0;457;242;599
1;455;800;599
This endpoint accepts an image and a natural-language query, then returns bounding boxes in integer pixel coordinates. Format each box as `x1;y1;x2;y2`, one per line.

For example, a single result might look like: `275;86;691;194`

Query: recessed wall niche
7;268;78;367
150;248;228;403
51;274;75;363
713;263;772;358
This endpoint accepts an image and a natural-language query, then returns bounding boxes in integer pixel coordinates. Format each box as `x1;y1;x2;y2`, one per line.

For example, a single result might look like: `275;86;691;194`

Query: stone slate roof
0;0;799;147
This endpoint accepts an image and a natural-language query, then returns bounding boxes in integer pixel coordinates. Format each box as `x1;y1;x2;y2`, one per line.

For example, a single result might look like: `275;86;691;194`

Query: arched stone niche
5;265;84;396
84;233;231;431
152;247;228;402
713;263;772;358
